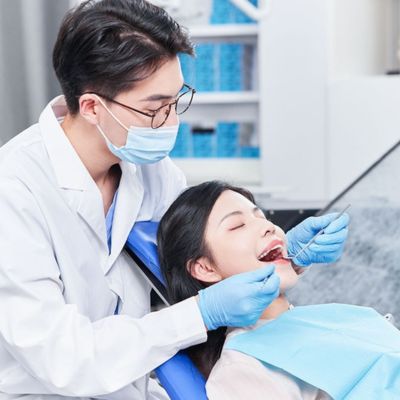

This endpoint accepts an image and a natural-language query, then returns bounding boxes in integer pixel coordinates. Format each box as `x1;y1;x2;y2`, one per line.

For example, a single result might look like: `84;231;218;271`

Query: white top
206;318;332;400
0;96;207;400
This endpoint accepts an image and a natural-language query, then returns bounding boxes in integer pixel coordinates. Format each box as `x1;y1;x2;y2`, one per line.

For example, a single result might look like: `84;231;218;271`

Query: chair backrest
125;221;208;400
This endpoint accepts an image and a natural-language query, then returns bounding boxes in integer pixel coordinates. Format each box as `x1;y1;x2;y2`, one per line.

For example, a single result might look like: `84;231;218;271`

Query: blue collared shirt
105;189;118;254
105;189;120;314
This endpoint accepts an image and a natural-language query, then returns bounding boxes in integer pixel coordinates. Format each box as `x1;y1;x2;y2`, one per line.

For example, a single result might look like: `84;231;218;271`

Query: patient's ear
187;257;222;283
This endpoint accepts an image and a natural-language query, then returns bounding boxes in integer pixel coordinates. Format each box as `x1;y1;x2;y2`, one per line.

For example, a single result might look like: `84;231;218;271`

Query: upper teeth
258;244;283;260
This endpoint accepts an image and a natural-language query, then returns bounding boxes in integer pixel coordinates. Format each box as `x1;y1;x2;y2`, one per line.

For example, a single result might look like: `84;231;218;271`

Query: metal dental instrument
282;203;351;262
260;204;351;289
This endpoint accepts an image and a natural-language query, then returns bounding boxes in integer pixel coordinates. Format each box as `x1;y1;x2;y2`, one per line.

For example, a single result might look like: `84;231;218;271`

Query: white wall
328;0;389;78
260;0;329;203
327;77;400;198
326;0;400;199
259;0;399;205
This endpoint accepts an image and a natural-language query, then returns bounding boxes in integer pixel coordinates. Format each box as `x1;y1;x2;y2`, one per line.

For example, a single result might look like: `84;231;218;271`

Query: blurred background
0;0;399;213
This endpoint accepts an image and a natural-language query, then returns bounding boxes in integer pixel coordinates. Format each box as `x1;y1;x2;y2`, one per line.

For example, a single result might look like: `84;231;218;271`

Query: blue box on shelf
240;146;260;158
170;123;192;158
232;0;258;23
192;128;215;158
194;44;215;92
179;53;195;84
219;44;243;91
210;0;230;24
210;0;258;24
216;122;239;157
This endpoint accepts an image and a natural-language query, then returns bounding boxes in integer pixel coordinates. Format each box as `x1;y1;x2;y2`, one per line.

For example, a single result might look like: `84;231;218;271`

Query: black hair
53;0;194;114
157;181;256;379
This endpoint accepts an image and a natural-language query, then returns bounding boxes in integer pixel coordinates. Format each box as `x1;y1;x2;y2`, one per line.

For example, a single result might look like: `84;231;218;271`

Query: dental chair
125;221;208;400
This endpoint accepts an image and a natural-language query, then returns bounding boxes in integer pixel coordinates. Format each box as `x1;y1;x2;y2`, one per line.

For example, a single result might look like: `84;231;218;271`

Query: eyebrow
219;206;263;226
140;83;185;102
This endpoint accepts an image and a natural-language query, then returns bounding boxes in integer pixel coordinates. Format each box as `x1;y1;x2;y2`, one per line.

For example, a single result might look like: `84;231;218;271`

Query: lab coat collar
39;96;96;191
39;96;106;246
39;96;144;264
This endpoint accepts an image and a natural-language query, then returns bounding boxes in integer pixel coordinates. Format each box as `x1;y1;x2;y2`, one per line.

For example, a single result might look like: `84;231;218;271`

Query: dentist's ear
78;93;102;125
188;257;222;284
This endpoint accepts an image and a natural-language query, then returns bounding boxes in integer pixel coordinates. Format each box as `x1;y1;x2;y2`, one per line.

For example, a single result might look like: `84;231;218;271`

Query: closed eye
230;223;245;231
145;101;167;113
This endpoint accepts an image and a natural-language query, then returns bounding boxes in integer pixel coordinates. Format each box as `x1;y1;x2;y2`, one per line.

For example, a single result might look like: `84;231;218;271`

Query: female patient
157;180;332;399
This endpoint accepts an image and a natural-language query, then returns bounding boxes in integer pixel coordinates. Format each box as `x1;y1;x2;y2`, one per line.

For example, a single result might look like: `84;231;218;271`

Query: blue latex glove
198;265;280;331
286;212;350;267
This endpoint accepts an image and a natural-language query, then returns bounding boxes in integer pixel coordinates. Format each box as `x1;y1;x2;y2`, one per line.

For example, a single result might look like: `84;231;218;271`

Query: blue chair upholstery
127;221;165;285
126;221;207;400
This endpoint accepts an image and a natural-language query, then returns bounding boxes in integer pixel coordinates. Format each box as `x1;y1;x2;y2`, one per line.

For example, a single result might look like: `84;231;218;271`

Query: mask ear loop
93;94;130;149
93;94;129;131
95;123;120;150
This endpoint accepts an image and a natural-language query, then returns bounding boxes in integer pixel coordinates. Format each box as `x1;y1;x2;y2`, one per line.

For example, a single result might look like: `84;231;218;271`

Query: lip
258;238;285;259
273;258;291;265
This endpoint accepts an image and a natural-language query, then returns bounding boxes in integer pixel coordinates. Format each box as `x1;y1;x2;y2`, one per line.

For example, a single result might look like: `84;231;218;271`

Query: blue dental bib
226;304;400;400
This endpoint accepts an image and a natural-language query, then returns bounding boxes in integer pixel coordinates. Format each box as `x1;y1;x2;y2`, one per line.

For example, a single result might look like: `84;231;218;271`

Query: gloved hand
198;265;280;331
286;212;350;267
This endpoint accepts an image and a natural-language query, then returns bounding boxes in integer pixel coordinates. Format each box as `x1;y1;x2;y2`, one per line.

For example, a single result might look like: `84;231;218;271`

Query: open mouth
258;245;285;263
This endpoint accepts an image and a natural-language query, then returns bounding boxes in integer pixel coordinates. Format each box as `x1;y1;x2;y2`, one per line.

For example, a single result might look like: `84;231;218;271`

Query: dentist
0;0;349;399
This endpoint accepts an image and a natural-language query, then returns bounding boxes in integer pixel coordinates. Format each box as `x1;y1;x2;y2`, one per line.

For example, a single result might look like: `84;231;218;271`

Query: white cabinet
174;0;327;204
173;5;287;197
175;22;265;188
173;0;399;208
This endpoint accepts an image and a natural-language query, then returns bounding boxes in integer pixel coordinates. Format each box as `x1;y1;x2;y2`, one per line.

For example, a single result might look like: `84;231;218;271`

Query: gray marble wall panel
288;141;400;324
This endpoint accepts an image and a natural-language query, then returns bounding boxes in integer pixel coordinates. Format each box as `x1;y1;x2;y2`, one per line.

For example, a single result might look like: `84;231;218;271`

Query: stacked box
181;43;253;92
219;44;243;91
216;122;239;157
169;123;261;159
173;1;261;160
194;44;215;91
239;146;260;158
210;0;231;24
192;128;215;157
210;0;258;24
178;53;195;85
170;123;192;158
179;0;258;93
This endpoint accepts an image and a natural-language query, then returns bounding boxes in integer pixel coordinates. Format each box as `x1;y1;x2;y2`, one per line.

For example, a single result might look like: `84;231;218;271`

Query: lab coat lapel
75;188;108;250
39;96;108;247
106;162;144;273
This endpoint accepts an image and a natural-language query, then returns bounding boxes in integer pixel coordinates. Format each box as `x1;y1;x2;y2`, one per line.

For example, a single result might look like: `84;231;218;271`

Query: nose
164;104;179;126
261;219;276;237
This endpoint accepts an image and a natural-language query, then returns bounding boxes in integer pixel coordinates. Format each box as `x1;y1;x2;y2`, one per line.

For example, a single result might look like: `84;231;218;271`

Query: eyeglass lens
152;87;194;128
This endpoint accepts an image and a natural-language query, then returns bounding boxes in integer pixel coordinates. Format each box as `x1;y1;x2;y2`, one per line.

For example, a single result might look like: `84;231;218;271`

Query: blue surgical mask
95;95;179;165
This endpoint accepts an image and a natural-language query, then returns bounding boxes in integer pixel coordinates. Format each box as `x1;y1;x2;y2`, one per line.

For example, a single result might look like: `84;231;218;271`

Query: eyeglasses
87;83;196;129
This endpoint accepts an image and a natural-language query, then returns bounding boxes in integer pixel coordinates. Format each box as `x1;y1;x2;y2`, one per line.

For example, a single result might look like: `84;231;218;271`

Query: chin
275;263;299;291
280;280;299;292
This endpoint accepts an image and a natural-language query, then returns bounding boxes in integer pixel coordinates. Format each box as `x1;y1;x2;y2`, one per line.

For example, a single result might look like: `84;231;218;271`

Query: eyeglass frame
82;83;196;129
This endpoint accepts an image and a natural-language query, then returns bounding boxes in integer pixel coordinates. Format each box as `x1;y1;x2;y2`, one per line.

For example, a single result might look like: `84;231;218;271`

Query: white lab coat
0;96;207;399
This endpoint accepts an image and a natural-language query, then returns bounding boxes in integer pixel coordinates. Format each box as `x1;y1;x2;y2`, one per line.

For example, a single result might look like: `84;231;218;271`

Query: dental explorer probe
260;204;351;289
282;203;351;262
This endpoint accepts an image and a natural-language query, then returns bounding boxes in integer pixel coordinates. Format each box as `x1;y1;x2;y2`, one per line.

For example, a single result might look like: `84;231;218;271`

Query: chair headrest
126;221;165;285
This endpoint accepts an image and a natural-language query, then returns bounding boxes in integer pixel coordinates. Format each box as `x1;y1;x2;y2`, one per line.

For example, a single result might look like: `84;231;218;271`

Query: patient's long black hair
157;181;256;379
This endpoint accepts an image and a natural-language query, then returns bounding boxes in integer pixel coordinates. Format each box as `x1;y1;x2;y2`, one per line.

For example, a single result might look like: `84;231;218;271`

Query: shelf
172;158;290;197
181;91;259;105
173;158;261;185
181;102;258;123
175;21;264;191
189;24;258;43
